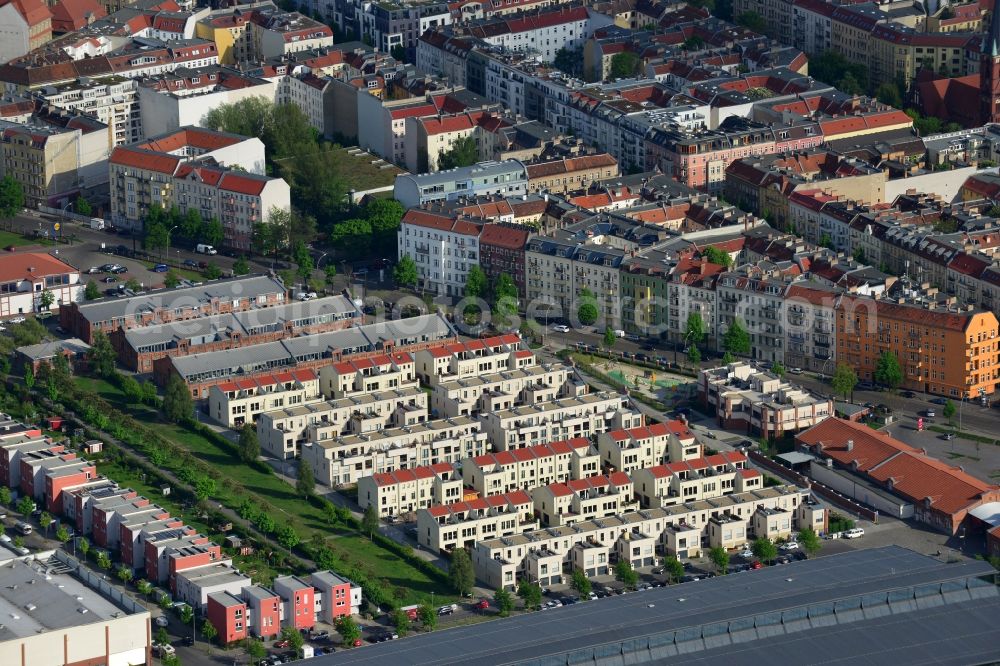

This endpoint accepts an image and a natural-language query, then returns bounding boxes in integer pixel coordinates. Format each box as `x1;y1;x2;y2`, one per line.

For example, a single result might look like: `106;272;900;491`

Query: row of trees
142;204;223;255
683;312;751;364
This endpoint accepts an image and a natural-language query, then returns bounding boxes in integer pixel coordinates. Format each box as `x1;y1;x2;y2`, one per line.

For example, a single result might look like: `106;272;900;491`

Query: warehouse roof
315;546;998;666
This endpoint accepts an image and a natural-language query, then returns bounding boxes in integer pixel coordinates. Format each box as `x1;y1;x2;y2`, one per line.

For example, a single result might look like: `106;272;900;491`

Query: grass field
75;375;452;606
0;230;44;248
327;146;403;192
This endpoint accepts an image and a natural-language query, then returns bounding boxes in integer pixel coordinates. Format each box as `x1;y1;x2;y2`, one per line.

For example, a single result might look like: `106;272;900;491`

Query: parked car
3;245;15;252
102;276;118;283
551;324;570;333
151;264;168;272
154;616;169;627
856;381;876;391
923;409;936;418
788;367;803;374
274;639;290;649
475;599;489;610
941;432;956;441
779;541;799;551
930;397;948;405
901;390;916;398
152;643;175;657
842;528;865;539
438;603;457;616
182;259;199;268
86;266;100;274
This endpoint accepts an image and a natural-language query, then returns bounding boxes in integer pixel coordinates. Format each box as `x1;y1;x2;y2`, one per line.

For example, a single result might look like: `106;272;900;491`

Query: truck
195;244;217;255
89;218;105;230
400;604;420;620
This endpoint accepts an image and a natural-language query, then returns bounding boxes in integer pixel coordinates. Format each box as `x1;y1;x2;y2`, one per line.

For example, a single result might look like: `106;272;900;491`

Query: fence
53;550;146;613
38;205;101;225
748;450;879;523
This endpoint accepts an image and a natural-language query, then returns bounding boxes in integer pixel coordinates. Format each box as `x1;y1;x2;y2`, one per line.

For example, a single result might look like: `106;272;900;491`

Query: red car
476;599;489;610
751;561;763;570
274;640;291;648
352;639;363;647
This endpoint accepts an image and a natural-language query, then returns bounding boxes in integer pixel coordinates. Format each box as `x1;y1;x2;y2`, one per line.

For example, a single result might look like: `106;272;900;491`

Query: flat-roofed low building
707;513;750;549
597;420;700;473
471;484;813;589
0;560;151;666
480;392;642;451
463;437;601;497
417;489;536;553
752;505;794;542
310;570;361;621
632;452;759;509
569;539;611;577
532;472;636;526
206;591;248;644
174;563;250;611
357;462;462;518
208;369;320;428
614;529;657;568
114;294;360;372
0;252;82;319
303;416;486;487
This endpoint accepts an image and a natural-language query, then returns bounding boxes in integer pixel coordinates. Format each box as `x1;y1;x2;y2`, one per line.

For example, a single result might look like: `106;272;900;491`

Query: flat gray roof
776;451;815;466
74;275;285;325
0;561;140;641
400;159;526;187
171;313;455;381
314;546;999;666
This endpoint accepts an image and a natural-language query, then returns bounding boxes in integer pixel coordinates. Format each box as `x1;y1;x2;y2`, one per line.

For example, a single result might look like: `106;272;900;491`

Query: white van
89;218;105;230
15;521;32;536
842;527;865;539
195;244;217;255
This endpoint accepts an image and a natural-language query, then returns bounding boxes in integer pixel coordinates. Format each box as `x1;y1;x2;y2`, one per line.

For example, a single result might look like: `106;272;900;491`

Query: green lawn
0;230;44;247
74;375;452;606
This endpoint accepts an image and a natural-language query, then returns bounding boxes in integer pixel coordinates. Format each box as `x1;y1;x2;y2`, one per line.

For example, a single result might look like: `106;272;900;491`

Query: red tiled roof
0;252;78;282
109;146;181;174
219;172;269;196
867;450;998;515
478;223;530;250
797;418;918;472
7;0;52;26
50;0;104;31
401;209;483;236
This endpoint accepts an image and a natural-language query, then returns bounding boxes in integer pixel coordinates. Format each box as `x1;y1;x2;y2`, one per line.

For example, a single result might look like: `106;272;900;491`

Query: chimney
846;440;853;452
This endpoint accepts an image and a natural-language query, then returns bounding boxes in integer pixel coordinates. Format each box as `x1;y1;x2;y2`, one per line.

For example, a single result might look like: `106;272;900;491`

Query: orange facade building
836;297;999;399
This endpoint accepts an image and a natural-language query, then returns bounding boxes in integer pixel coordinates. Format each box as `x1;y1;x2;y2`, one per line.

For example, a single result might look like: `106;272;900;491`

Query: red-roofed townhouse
532;472;636;526
462;437;600;496
596;421;696;472
632;452;755;509
414;333;524;385
416;489;536;552
208;369;321;428
272;575;315;631
319;352;417;398
357;462;463;518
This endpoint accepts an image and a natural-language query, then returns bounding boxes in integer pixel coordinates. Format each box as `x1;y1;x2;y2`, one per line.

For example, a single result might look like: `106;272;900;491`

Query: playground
597;359;695;404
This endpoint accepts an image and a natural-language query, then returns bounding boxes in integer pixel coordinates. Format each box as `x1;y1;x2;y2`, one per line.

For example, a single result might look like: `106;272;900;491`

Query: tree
163;271;181;288
492;273;519;329
662;556;685;584
394;255;418;288
571;569;591;597
200;217;224;247
84;281;101;300
709;546;730;575
156;627;170;646
831;363;858;398
335;615;361;646
281;626;304;654
465;265;487;299
875;82;902;108
137;580;153;597
0;175;25;220
609;52;642;79
0;486;8;507
874;351;903;391
143;220;170;256
494;588;514;616
324;263;337;284
245;636;266;664
943;399;956;424
255;512;275;534
578;288;599;326
438;136;479;170
702;246;732;268
449;547;475;596
837;72;863;95
194;476;216;501
735;10;766;32
722;319;751;355
163;374;193;423
685;311;707;347
614;560;638;589
88;330;116;378
56;524;70;544
277;525;300;551
203;263;222;280
682;35;705;50
798;526;821;558
39;290;54;311
141;380;158;405
552;47;578;75
721;351;735;364
78;537;90;561
121;375;142;404
116;565;134;585
392;609;411;637
752;536;777;564
361;504;379;539
202;619;218;644
96;551;112;570
770;361;786;378
517;580;542;610
296;459;314;497
292;240;313;284
233;256;250;276
417;604;437;631
24;365;34;390
602;325;617;352
687;345;702;364
39;511;52;535
13;535;24;549
238;424;259;463
365;198;405;255
74;195;93;217
16;496;34;516
328;218;372;256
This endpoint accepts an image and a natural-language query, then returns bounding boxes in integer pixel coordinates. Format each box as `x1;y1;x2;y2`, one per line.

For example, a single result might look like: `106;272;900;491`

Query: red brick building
207;592;248;644
42;459;98;512
273;576;315;631
243;585;282;638
478;223;531;300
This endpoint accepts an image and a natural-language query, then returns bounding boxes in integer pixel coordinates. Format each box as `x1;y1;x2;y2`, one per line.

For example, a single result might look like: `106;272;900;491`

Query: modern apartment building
596;420;700;473
393;159;528;209
699;362;834;437
208;370;321;428
631;452;761;509
321;352;418;398
413;333;524;385
397;208;483;298
430;362;580;419
531;472;636;526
